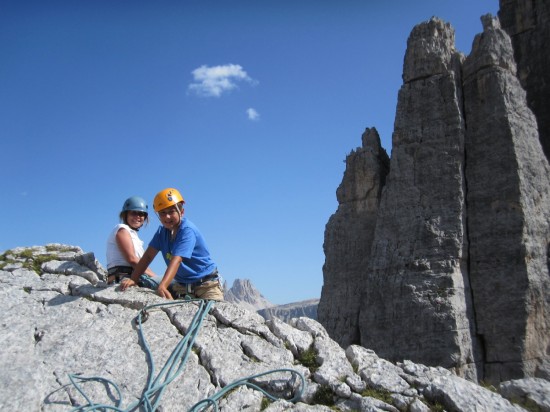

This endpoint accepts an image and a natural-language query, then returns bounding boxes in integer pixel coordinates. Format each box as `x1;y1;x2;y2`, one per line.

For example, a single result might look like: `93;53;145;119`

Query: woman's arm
116;229;157;276
120;246;158;291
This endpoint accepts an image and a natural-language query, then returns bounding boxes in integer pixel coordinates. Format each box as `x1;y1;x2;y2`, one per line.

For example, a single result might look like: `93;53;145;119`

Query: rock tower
319;2;550;384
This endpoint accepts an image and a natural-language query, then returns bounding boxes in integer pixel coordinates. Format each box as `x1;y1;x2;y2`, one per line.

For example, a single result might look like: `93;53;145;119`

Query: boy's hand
157;285;174;300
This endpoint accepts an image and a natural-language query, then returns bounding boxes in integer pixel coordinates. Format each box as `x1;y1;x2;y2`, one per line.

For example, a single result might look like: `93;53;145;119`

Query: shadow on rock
47;294;80;306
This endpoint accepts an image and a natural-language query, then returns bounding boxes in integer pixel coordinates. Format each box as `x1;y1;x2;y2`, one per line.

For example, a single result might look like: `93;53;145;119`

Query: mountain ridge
224;278;319;322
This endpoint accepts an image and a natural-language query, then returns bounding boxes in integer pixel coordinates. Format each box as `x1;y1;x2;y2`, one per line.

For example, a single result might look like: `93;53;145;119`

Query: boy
120;188;223;301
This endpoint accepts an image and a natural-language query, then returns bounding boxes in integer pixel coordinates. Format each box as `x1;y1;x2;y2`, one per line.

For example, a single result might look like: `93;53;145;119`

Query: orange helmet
153;188;185;212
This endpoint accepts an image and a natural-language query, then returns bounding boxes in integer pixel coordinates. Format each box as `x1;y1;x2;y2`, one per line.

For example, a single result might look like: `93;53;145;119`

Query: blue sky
1;0;498;304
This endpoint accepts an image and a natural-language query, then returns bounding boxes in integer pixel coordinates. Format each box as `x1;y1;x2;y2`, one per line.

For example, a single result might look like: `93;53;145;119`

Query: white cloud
188;64;257;97
246;108;260;121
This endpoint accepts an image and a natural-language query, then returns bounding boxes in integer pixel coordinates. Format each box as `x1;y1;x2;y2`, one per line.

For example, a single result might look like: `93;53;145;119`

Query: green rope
68;298;306;411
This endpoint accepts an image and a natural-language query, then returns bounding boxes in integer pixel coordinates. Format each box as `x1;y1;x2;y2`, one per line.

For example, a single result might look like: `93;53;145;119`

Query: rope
188;368;306;412
68;298;306;411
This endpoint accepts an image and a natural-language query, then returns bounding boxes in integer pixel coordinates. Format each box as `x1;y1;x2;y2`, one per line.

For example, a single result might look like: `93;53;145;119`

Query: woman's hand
119;278;136;291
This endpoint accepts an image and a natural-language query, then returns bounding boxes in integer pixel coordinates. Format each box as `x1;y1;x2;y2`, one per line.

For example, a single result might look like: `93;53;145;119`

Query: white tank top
106;224;145;269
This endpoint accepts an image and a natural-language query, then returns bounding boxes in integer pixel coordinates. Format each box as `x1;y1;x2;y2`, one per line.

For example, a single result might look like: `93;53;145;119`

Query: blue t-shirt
149;217;216;284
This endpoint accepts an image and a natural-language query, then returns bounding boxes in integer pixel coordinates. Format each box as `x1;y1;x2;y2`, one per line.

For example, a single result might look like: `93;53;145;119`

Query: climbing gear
171;271;219;298
107;274;130;284
138;274;161;290
153;188;185;212
107;266;133;284
189;368;305;412
67;299;306;411
122;196;148;214
140;308;150;323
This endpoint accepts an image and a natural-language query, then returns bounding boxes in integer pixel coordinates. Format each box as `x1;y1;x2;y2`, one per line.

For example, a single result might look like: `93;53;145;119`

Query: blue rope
68;299;306;411
188;368;306;412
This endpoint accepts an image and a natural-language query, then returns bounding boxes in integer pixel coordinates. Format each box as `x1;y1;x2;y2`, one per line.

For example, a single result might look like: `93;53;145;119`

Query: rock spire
319;9;550;384
499;0;550;160
318;128;389;347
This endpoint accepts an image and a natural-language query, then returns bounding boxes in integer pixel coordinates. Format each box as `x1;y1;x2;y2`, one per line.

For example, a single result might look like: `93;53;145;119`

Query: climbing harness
67;299;306;411
171;272;220;298
107;266;133;285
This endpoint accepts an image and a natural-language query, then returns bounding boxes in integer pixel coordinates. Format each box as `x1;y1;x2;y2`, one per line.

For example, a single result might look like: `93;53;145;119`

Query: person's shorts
171;277;224;301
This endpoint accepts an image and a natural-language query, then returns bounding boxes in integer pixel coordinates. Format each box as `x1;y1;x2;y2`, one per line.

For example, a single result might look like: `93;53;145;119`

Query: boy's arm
156;255;182;300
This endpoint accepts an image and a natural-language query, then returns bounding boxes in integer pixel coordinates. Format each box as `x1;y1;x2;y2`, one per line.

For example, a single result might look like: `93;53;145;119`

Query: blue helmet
121;196;148;214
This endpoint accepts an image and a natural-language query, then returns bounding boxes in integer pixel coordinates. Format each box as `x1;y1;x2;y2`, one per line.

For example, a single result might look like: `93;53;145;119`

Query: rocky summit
224;278;275;313
319;0;550;386
224;278;319;323
2;244;550;411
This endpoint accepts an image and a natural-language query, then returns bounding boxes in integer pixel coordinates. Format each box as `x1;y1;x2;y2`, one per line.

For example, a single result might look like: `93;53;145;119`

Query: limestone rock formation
224;278;275;312
318;128;389;347
499;0;550;160
319;9;550;384
1;244;546;411
463;13;550;384
362;16;481;380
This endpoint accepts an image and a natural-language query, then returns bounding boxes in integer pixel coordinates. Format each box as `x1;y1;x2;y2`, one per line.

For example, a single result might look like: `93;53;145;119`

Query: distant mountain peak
224;278;275;312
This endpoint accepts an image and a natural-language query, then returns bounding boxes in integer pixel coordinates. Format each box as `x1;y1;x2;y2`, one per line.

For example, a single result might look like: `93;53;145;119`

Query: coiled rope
68;298;306;411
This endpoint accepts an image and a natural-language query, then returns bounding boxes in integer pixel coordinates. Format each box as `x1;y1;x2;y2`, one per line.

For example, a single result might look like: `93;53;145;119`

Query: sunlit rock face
1;244;546;411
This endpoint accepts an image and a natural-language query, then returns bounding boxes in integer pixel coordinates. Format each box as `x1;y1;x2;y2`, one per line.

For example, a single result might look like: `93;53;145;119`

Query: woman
106;196;157;285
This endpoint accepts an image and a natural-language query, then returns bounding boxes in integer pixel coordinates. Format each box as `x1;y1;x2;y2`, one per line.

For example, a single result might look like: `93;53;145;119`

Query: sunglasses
128;211;147;218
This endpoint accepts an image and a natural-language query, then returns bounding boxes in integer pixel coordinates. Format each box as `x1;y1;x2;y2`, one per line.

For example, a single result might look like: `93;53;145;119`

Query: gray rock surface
1;244;543;411
318;128;389;348
499;378;550;412
499;0;550;160
319;6;550;385
361;16;479;381
463;13;550;383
